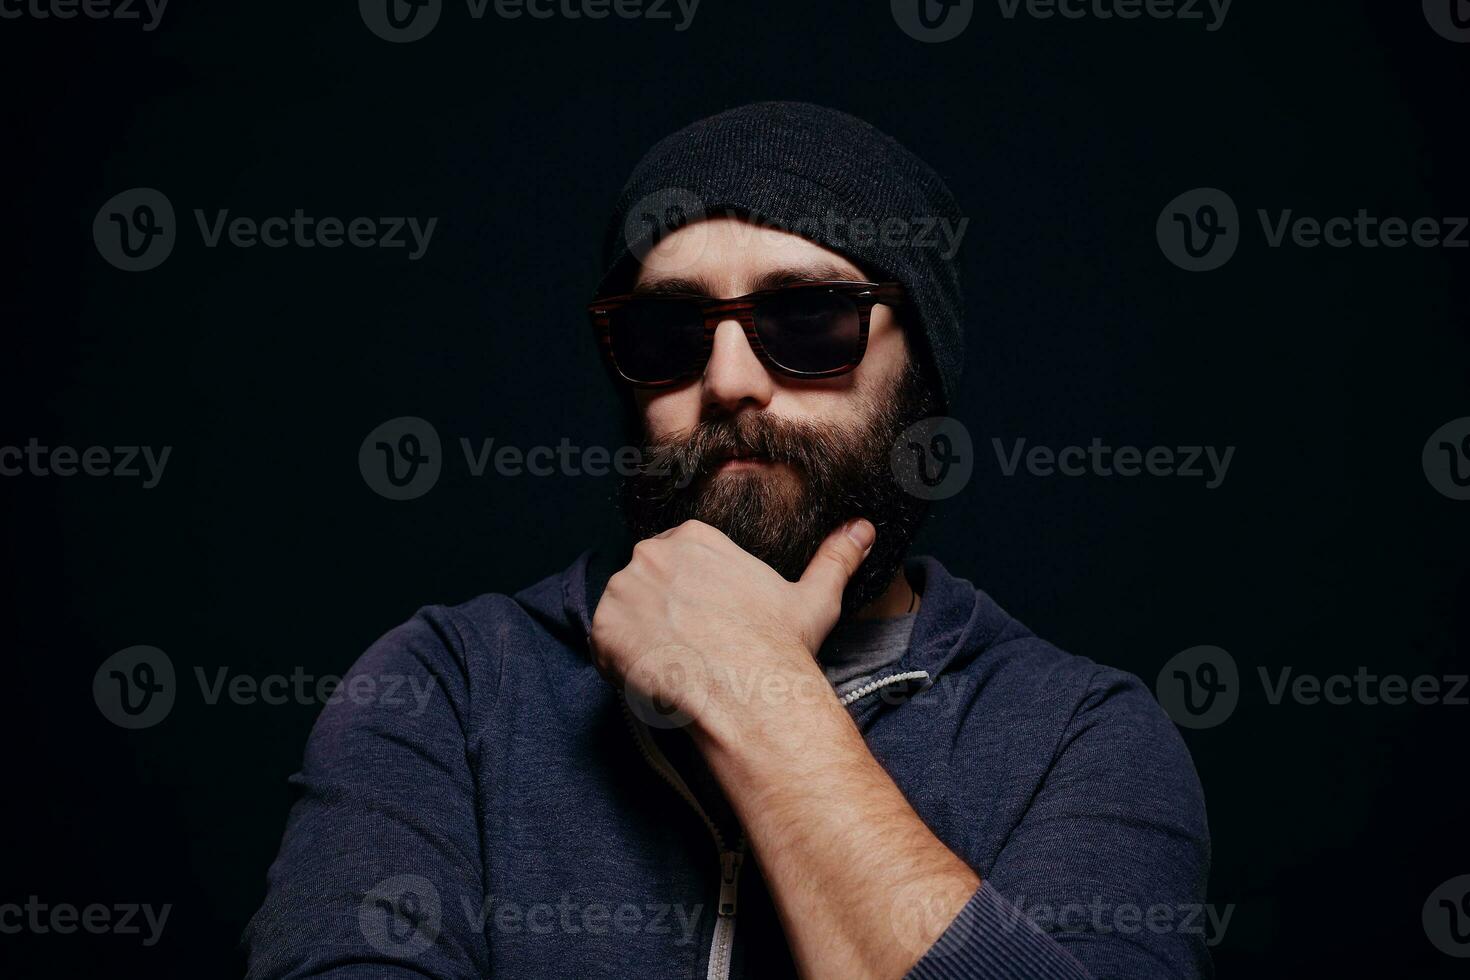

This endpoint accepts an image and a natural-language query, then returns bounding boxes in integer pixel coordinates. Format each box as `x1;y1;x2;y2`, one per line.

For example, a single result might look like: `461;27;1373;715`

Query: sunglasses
588;280;906;388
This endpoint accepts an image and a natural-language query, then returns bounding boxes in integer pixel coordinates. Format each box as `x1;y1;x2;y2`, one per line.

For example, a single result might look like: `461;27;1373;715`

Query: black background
2;0;1468;975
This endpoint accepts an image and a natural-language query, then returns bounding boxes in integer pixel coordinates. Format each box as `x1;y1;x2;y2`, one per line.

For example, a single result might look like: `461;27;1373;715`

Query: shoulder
948;596;1205;818
342;566;572;712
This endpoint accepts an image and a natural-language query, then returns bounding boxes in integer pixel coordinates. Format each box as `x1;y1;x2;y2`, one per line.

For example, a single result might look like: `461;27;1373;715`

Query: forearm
691;661;980;979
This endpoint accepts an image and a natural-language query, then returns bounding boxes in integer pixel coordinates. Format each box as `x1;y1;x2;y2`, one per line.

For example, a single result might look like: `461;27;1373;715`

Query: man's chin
694;459;798;496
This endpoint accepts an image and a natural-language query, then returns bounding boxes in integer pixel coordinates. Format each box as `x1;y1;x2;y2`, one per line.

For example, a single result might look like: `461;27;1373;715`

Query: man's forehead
633;259;868;298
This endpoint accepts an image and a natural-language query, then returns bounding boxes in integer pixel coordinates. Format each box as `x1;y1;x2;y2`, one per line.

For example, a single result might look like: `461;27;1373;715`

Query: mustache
632;412;840;492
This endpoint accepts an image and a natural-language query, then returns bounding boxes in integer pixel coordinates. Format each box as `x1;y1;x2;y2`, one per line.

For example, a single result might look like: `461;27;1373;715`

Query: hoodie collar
560;528;632;641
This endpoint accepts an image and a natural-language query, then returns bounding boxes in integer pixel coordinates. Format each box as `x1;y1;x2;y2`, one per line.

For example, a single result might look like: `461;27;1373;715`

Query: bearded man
246;102;1210;980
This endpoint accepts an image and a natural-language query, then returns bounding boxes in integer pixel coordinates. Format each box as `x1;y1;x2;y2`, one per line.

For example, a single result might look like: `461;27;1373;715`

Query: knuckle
680;519;712;539
589;606;610;640
602;569;627;595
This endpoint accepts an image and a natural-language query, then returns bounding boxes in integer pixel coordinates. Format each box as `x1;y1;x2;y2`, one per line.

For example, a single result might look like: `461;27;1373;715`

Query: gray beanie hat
597;101;966;409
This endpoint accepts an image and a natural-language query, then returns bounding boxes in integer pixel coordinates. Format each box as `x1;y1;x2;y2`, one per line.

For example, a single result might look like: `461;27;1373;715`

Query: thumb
799;518;876;609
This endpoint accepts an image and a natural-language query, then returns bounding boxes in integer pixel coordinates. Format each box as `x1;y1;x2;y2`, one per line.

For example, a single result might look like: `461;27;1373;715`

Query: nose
701;319;773;415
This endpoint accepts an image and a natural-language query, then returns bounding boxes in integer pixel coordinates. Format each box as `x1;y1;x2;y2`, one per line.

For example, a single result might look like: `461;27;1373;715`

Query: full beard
619;359;938;617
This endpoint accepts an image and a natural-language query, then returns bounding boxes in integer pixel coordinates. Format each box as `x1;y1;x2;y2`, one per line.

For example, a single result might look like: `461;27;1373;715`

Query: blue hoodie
244;544;1211;979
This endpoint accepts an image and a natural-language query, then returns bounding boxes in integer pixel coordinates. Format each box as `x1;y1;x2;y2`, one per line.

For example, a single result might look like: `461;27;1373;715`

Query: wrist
689;657;857;776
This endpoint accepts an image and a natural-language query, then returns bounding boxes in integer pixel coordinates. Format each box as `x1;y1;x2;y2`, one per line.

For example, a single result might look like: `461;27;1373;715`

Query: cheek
638;385;702;440
851;308;910;390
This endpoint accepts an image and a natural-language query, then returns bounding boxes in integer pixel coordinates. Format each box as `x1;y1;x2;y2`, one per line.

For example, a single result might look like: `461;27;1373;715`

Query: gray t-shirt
818;613;918;698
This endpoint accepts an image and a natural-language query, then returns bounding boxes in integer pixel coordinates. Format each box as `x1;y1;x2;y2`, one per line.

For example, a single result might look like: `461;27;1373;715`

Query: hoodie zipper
708;848;744;980
619;668;929;980
837;669;931;708
620;701;746;980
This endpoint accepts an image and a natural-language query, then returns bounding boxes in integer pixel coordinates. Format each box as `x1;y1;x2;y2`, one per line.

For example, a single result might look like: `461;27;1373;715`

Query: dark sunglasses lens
753;289;861;374
608;301;705;383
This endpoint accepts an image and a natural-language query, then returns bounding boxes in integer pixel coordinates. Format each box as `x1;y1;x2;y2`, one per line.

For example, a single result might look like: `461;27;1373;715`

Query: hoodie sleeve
907;668;1212;980
243;607;490;979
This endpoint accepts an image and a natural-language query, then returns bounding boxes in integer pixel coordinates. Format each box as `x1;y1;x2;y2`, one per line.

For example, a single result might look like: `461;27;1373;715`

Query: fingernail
845;518;876;552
